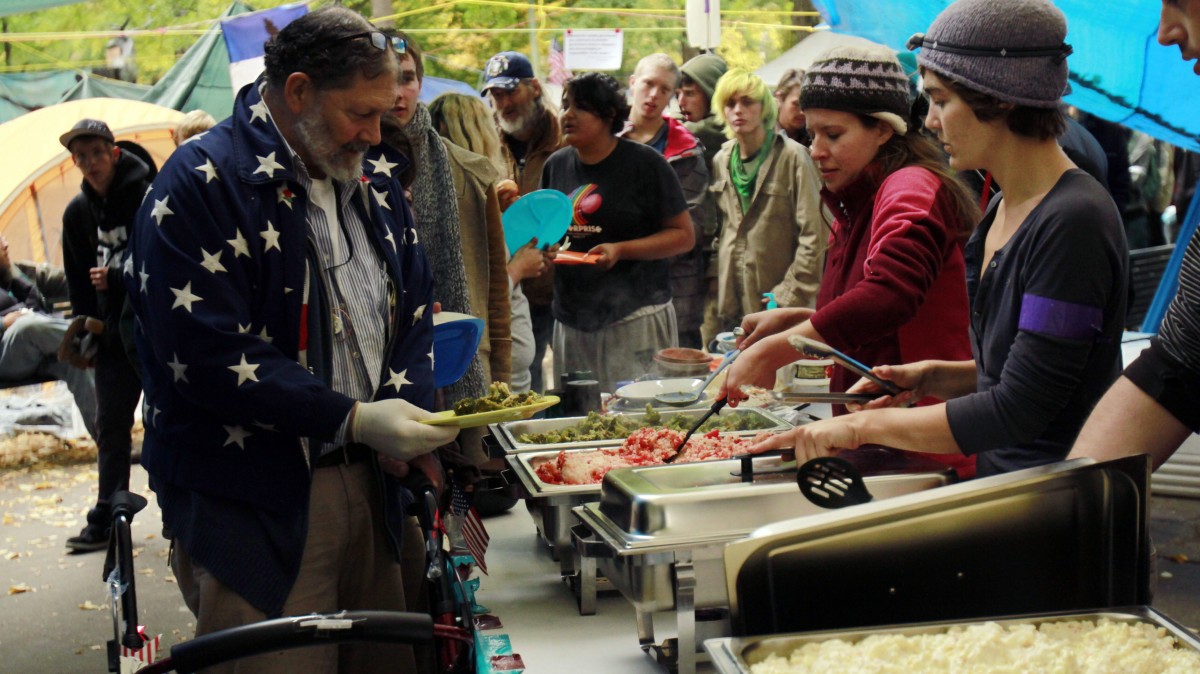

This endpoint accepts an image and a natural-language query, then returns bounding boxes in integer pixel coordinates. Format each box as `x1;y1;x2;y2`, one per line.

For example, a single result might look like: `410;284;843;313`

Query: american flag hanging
548;35;573;86
451;482;490;574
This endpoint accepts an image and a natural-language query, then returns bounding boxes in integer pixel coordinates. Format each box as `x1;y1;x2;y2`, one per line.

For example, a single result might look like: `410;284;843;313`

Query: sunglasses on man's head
326;31;406;54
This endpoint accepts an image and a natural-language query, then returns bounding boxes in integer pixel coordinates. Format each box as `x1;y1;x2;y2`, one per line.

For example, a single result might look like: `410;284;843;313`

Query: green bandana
730;143;769;213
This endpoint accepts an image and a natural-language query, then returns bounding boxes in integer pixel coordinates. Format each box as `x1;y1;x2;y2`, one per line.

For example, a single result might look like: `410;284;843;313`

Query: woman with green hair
710;68;826;331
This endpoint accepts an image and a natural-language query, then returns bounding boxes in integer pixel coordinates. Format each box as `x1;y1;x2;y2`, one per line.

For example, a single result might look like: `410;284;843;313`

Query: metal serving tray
569;450;955;674
492;406;794;453
724;456;1152;637
706;607;1200;674
591;448;953;548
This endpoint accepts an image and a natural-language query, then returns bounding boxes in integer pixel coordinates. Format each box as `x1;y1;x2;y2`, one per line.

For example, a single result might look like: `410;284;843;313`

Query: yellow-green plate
420;395;560;428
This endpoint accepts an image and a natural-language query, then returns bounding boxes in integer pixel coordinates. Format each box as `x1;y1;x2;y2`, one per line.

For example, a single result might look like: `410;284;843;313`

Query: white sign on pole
686;0;721;49
563;29;624;71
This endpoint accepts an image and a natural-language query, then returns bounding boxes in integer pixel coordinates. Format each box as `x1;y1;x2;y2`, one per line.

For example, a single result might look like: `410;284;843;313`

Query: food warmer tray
500;408;810;582
723;455;1151;638
705;606;1200;674
570;448;955;674
491;406;796;453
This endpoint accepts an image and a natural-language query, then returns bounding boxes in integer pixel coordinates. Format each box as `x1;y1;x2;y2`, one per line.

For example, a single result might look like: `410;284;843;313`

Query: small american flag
451;482;490;574
548;35;573;86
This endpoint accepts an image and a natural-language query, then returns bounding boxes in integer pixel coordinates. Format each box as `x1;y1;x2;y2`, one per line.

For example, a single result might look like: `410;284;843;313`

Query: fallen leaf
1169;553;1190;564
7;552;19;560
7;583;32;594
78;600;107;611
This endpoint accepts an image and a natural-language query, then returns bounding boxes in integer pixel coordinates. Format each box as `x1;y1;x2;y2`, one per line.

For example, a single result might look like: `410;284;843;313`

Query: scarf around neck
401;103;487;401
730;139;770;214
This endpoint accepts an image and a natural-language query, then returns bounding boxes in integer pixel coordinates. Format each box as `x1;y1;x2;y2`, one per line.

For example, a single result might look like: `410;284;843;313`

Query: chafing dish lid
723;456;1151;636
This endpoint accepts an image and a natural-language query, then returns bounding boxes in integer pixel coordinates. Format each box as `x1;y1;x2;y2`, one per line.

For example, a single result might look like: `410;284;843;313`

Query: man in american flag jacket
126;8;456;672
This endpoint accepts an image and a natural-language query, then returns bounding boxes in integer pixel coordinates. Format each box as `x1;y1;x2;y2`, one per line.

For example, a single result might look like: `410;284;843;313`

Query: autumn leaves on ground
0;425;194;672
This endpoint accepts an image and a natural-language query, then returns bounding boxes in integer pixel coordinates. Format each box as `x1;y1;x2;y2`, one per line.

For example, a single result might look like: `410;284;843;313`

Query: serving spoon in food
664;397;729;464
654;349;740;407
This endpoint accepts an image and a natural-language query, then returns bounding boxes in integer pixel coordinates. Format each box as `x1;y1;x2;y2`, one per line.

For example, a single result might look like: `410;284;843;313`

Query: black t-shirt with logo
542;139;688;332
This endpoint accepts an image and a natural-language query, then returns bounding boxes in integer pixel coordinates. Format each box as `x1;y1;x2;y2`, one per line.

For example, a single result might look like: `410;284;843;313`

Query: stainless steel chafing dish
722;456;1151;638
500;407;803;584
491;406;793;453
570;448;956;674
705;607;1200;674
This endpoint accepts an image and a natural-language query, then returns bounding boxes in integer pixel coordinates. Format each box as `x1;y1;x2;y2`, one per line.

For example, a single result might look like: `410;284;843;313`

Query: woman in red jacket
723;43;979;478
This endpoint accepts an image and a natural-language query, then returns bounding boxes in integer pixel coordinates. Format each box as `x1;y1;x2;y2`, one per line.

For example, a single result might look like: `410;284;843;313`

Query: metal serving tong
755;390;881;405
787;335;905;397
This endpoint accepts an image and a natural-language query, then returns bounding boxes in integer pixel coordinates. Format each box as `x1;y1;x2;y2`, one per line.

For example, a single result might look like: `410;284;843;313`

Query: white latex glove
350;399;459;462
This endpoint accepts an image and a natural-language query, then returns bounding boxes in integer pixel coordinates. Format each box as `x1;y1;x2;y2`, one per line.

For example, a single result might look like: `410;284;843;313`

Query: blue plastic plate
433;312;485;388
502;189;572;256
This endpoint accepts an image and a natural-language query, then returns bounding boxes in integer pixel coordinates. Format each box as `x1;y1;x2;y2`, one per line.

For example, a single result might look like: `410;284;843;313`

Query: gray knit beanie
800;44;912;135
908;0;1072;109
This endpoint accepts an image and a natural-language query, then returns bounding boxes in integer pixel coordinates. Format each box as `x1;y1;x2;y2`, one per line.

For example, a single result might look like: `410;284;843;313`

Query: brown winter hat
800;43;912;135
907;0;1072;109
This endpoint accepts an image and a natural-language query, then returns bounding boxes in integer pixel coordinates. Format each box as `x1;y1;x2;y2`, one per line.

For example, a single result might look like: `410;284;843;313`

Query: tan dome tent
0;98;184;266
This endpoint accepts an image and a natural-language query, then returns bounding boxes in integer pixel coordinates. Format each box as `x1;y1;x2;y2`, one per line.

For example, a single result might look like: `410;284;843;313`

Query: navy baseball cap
481;51;535;94
59;118;115;149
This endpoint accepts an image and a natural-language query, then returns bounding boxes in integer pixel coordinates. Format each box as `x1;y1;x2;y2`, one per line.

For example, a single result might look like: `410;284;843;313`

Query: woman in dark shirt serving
750;0;1128;478
541;73;693;392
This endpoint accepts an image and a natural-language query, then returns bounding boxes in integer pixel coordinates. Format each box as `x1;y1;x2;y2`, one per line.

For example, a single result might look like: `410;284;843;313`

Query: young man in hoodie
59;119;146;553
678;52;729;347
620;54;710;348
678;52;729;173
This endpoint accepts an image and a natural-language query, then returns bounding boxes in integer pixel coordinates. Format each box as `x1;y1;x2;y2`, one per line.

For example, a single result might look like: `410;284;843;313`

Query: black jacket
61;148;151;349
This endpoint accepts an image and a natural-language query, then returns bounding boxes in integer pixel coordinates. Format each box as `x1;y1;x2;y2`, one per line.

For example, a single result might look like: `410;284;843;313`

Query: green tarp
0;1;246;125
0;0;85;18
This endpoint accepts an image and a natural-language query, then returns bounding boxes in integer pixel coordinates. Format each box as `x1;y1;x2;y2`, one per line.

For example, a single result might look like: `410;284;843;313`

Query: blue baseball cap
481;51;535;94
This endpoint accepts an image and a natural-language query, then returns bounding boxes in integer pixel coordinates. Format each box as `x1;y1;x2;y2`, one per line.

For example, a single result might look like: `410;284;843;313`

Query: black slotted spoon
797;456;873;509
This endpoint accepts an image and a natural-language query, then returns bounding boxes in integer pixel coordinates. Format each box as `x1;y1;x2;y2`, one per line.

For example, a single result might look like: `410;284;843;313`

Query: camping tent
756;30;890;88
0;98;183;266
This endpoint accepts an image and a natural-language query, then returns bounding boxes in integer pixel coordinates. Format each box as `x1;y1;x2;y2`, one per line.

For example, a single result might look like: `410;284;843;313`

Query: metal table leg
674;558;697;674
575;551;597;616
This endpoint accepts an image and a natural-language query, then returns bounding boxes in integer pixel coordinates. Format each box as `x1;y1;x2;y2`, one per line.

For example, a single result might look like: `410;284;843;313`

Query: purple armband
1018;294;1103;341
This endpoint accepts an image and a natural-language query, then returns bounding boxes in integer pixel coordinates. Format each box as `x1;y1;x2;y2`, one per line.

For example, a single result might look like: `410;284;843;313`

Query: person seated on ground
743;0;1128;479
0;236;97;442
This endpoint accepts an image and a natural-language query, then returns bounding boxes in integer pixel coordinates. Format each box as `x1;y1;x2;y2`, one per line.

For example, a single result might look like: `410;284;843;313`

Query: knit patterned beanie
800;44;912;135
908;0;1071;109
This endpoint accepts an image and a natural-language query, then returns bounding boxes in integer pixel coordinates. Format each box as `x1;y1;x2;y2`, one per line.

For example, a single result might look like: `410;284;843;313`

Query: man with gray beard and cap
126;7;457;672
483;51;564;392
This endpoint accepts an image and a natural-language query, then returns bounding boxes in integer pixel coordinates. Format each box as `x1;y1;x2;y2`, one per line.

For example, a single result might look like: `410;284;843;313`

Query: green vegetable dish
453;382;543;416
515;404;772;444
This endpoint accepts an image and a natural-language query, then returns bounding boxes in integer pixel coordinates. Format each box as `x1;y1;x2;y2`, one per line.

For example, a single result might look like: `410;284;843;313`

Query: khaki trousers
172;461;425;673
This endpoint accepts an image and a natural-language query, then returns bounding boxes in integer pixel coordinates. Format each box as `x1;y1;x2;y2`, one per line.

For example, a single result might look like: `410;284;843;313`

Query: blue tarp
420;76;480;103
813;0;1200;153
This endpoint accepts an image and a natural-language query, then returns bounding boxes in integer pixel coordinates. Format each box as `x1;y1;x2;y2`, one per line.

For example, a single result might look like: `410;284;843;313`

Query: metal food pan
706;606;1200;674
492;407;793;453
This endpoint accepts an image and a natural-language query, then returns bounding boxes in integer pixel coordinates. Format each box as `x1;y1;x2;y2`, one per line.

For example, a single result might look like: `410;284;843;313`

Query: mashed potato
749;619;1200;674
